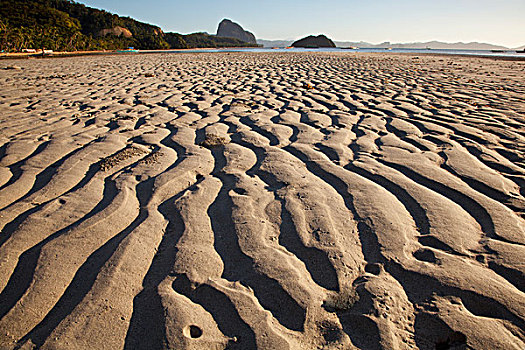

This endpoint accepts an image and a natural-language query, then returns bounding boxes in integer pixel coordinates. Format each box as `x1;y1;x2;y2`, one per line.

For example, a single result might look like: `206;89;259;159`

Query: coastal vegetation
0;0;257;52
182;32;259;49
164;32;259;50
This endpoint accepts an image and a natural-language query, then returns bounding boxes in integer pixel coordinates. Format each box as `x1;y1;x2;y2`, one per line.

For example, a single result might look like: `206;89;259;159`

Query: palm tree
0;19;9;51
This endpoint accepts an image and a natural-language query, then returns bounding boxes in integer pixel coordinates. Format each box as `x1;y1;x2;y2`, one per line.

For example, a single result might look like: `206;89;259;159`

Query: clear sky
79;0;524;48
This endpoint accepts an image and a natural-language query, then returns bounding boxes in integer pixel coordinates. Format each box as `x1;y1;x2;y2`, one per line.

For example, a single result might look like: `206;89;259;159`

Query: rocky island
216;19;257;44
291;34;336;48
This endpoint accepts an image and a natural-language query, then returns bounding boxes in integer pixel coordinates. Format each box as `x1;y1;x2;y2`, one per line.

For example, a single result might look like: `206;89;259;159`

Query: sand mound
0;52;524;349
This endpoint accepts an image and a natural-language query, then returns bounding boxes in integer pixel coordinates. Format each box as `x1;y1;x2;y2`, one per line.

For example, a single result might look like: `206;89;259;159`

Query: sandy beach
0;52;524;349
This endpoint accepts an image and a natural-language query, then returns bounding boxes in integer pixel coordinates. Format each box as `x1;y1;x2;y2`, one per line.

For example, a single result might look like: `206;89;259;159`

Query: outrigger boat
116;47;139;53
29;49;54;57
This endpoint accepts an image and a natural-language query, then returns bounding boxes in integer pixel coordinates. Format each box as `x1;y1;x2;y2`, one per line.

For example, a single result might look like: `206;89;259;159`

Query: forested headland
0;0;259;52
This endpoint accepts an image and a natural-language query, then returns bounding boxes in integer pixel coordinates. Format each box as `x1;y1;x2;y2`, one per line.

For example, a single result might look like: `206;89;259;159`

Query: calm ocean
155;47;525;58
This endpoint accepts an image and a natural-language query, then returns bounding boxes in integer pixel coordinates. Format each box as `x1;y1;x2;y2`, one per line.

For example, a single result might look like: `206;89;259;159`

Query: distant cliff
216;19;256;44
292;35;335;48
98;26;133;39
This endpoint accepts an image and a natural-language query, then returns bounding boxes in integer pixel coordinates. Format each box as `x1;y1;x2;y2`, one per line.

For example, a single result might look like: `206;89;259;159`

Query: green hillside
0;0;258;52
181;32;259;49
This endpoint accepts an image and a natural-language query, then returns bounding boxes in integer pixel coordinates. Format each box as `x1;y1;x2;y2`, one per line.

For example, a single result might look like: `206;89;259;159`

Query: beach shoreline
2;47;525;61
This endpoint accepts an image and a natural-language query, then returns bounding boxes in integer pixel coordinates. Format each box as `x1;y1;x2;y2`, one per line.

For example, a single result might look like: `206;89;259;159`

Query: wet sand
0;52;524;349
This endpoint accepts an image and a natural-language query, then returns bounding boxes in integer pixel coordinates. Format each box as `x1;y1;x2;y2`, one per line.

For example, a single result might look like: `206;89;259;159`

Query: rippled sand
0;52;524;349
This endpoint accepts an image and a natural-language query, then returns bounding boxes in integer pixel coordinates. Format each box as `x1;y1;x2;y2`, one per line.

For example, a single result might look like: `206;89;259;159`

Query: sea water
154;47;525;58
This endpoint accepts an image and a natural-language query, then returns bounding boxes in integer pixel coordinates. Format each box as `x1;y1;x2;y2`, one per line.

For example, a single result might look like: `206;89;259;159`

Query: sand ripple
0;52;524;349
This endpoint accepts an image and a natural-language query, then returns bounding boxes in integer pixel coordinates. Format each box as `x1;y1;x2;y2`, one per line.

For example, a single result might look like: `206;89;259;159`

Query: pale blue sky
79;0;524;47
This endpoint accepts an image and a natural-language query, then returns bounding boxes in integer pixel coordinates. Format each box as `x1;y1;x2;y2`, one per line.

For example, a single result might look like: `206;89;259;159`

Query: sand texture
0;52;524;349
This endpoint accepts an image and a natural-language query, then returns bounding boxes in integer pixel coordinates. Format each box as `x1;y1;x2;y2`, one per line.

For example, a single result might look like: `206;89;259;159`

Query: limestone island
291;34;336;48
216;19;257;44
